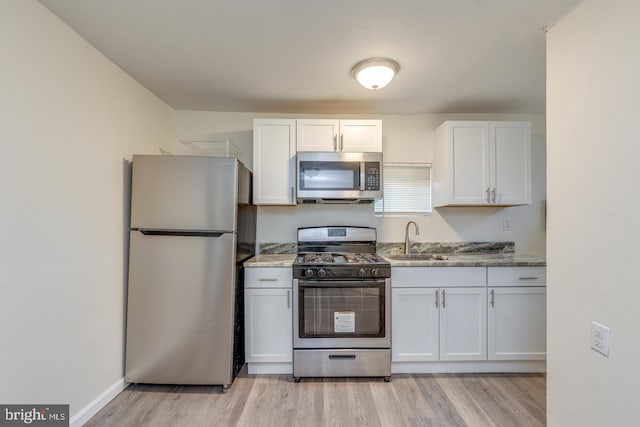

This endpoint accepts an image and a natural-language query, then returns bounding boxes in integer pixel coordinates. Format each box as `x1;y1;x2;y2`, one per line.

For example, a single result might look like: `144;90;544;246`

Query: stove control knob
304;268;315;277
358;267;367;277
317;268;326;278
371;268;378;276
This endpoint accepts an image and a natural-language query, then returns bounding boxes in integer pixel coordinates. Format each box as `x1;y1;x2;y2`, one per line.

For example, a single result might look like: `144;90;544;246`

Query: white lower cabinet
392;287;486;362
244;267;292;374
392;288;439;361
439;287;487;361
487;266;546;361
391;266;545;373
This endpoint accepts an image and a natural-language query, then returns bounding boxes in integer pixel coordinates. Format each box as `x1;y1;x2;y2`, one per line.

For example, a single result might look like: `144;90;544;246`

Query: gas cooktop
293;252;390;279
293;226;390;279
295;252;388;265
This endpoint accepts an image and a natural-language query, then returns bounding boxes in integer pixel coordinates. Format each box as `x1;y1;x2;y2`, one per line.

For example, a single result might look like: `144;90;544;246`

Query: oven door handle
297;279;387;288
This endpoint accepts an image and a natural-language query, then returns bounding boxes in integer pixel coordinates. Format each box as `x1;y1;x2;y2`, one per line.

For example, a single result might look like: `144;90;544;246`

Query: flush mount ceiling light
351;57;400;90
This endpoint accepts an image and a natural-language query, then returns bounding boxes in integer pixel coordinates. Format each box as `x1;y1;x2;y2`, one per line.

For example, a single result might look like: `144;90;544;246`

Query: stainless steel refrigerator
125;155;256;390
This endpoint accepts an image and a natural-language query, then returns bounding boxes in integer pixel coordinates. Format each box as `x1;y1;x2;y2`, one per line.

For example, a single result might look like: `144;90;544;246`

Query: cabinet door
253;119;296;205
488;287;546;360
439;287;487;361
339;120;382;152
448;122;491;205
296;119;340;151
490;122;532;205
245;288;292;363
392;288;439;361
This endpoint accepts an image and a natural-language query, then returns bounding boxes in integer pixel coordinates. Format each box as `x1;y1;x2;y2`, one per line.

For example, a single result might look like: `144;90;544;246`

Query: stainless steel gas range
292;226;391;382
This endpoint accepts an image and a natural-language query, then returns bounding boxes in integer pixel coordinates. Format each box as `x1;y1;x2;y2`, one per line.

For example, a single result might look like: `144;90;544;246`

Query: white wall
0;0;173;421
546;0;640;425
175;111;547;255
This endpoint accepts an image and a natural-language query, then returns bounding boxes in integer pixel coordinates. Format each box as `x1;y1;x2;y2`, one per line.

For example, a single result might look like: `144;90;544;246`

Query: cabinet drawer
487;267;546;287
245;267;292;288
391;267;486;287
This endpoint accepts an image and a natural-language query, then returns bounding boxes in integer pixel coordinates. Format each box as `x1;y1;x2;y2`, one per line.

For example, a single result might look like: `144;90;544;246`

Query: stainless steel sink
385;254;448;261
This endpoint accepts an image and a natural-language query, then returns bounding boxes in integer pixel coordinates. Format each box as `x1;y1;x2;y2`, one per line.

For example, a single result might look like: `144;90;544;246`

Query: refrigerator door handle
138;229;225;238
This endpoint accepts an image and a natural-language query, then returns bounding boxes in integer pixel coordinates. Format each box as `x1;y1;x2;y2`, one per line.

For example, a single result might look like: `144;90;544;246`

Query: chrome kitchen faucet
405;221;420;254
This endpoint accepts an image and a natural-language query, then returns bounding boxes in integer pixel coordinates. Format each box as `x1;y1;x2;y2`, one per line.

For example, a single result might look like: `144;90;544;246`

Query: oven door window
299;161;361;191
298;281;385;338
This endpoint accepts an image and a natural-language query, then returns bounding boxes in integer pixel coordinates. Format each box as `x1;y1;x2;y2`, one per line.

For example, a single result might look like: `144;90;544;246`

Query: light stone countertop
243;254;297;267
243;253;545;268
382;253;546;267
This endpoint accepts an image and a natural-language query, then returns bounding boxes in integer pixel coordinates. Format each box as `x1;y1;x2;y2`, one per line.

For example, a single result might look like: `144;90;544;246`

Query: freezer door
125;230;236;385
130;155;238;231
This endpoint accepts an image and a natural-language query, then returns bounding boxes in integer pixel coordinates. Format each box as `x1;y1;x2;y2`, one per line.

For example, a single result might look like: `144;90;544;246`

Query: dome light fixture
351;57;400;90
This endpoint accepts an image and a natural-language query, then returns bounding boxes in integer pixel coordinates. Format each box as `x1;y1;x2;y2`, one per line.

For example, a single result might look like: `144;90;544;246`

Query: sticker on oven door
334;311;355;333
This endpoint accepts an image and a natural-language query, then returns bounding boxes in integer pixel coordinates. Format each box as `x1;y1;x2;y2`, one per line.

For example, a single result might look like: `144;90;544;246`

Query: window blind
375;163;432;216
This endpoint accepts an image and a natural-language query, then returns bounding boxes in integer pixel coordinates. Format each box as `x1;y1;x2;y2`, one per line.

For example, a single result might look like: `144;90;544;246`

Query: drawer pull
329;354;356;360
518;277;539;280
259;278;278;282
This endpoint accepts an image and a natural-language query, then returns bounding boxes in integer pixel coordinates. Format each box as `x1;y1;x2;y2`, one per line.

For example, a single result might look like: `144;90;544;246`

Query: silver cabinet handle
287;290;291;309
486;188;491;203
518;277;539;280
490;289;495;307
435;289;439;308
340;133;344;151
290;186;294;203
259;278;278;282
333;135;337;151
441;289;446;308
491;187;496;203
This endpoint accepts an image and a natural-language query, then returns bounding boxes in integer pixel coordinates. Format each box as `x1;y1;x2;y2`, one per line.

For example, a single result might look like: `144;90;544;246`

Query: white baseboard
392;360;546;374
247;362;293;375
70;378;126;427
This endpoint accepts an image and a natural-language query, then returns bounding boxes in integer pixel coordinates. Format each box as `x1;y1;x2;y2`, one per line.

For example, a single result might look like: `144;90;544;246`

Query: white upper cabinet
296;119;340;151
339;120;382;152
432;121;531;206
296;119;382;152
253;119;296;205
490;122;532;205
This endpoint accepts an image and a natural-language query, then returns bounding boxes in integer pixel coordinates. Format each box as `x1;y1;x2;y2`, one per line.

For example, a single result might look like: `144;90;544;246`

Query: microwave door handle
360;162;365;191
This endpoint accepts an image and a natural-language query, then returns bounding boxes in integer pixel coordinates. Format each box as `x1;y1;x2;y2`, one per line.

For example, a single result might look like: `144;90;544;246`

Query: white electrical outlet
502;217;512;232
591;321;610;357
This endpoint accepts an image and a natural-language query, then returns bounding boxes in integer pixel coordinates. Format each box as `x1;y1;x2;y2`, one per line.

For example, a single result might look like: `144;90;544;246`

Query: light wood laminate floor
86;370;546;427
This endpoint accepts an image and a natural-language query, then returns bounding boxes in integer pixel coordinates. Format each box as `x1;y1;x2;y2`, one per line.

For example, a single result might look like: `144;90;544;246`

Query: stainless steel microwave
297;152;383;203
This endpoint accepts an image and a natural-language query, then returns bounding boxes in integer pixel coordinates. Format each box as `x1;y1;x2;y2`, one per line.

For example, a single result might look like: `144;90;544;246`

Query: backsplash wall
174;111;547;256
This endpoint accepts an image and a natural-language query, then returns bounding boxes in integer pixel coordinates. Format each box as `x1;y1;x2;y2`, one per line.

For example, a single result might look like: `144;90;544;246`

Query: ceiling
38;0;582;114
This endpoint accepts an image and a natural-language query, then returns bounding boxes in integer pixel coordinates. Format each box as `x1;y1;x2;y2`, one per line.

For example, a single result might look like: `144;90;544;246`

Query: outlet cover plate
591;321;610;357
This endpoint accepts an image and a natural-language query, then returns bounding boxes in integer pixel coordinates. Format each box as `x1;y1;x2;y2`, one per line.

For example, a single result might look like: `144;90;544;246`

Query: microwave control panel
364;162;381;191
